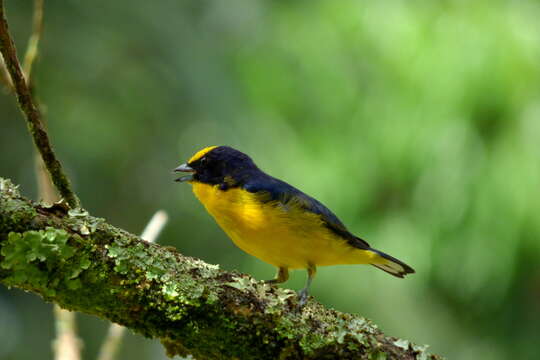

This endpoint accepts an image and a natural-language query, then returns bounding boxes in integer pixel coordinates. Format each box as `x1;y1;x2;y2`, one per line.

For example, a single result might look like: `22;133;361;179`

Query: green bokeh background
1;1;540;359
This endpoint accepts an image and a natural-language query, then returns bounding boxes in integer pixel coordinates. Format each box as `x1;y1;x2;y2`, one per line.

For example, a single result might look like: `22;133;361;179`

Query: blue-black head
174;146;258;185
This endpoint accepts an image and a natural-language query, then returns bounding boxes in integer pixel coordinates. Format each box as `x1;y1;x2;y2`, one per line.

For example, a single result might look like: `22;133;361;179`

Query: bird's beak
173;163;195;182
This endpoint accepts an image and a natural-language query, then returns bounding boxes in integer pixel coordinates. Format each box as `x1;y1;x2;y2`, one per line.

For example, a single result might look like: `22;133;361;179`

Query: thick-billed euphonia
174;146;414;305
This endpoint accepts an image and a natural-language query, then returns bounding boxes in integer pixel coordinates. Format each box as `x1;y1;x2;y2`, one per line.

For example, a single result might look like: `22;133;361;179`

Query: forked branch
0;0;80;208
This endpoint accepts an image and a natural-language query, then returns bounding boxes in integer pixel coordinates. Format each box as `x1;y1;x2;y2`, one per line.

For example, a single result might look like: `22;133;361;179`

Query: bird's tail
368;248;415;278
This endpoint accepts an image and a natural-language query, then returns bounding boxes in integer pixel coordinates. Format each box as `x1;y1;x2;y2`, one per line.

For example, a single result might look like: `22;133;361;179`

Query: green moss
334;317;374;346
103;236;223;324
225;275;257;291
264;287;295;315
0;178;19;195
370;351;387;360
0;227;90;296
393;338;410;350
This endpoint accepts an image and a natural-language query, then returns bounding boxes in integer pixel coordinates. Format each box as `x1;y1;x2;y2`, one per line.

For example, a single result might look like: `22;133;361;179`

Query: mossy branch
0;1;80;208
0;178;440;360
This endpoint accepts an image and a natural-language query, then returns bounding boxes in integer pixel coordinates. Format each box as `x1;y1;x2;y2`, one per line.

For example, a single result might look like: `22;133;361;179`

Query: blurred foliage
1;1;540;359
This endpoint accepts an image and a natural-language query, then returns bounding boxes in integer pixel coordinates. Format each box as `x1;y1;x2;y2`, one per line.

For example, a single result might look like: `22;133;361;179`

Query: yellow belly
191;182;376;269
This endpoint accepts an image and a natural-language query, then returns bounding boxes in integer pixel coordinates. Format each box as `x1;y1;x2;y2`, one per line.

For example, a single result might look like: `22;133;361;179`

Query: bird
174;146;414;305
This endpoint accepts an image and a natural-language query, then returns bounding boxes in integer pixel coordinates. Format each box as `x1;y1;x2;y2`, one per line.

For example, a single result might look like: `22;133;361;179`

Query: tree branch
0;178;439;360
0;1;80;208
97;210;168;360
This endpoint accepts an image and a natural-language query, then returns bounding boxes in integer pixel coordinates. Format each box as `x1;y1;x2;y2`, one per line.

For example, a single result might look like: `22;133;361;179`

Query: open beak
173;163;195;182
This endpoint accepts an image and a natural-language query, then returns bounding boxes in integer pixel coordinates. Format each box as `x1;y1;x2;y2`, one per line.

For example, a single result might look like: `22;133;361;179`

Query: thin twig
35;152;58;203
97;325;125;360
96;210;168;360
23;0;44;81
0;0;80;208
53;307;82;360
0;0;42;92
0;52;12;90
140;210;169;243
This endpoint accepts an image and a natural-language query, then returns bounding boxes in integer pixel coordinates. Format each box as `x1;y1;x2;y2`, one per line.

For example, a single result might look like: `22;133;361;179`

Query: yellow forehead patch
188;146;218;164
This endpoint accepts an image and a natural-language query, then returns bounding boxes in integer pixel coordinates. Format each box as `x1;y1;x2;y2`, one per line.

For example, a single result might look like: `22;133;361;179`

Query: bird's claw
297;289;309;307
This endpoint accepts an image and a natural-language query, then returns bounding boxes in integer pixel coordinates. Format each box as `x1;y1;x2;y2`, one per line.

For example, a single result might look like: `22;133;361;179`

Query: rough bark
0;178;439;360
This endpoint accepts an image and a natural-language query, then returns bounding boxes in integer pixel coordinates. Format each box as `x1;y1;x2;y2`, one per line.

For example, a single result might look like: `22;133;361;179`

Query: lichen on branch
0;178;440;360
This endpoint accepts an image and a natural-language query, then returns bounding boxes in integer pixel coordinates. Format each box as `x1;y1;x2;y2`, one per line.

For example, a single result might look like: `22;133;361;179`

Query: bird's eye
200;157;207;165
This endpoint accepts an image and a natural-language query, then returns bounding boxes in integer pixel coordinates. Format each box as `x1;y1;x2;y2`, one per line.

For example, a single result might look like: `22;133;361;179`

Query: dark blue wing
243;173;370;250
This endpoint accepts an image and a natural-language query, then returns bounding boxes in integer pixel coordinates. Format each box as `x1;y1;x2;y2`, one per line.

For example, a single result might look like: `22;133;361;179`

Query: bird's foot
297;288;309;307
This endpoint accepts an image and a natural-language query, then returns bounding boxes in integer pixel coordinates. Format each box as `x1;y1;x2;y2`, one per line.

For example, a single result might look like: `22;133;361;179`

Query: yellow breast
190;182;375;269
